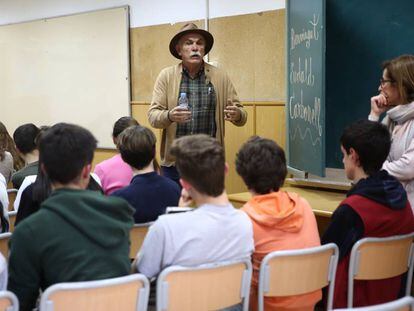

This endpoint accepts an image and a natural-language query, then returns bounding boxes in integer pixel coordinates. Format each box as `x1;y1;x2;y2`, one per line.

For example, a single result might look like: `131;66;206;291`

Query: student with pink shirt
94;117;139;195
236;136;321;311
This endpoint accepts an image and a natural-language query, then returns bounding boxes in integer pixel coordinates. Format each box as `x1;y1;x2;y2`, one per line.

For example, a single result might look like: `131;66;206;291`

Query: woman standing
369;54;414;212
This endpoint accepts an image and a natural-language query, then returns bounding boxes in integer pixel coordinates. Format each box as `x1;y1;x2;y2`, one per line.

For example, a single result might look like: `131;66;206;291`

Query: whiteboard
0;6;130;148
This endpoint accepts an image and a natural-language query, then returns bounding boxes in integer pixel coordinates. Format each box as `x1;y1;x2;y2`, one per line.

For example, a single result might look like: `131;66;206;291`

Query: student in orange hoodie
236;136;321;311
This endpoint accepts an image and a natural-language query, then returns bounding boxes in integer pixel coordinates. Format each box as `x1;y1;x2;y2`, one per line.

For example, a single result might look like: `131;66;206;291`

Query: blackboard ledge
286;178;350;192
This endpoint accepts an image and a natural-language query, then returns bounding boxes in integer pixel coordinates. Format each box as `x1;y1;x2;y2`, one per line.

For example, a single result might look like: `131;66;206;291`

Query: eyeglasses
380;78;395;87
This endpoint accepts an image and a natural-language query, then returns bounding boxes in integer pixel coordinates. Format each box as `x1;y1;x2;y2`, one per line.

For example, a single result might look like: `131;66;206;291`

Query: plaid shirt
176;66;217;138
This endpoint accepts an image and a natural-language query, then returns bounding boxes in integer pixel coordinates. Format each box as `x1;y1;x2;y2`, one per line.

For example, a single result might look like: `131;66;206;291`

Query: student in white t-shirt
135;134;254;278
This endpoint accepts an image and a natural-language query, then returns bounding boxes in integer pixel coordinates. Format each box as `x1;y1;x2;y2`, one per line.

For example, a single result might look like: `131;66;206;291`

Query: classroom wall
0;0;285;27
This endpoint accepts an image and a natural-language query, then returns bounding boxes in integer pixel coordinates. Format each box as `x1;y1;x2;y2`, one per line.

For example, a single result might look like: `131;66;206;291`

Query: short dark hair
112;117;139;138
340;120;391;175
13;123;40;154
118;126;156;170
39;123;97;184
236;136;287;194
170;134;225;196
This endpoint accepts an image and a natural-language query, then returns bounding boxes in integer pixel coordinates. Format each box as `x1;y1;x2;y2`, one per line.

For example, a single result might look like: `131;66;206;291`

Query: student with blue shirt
111;125;180;223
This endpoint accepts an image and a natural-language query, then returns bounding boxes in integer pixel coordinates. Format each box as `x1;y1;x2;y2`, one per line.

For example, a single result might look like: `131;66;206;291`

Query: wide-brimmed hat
169;23;214;59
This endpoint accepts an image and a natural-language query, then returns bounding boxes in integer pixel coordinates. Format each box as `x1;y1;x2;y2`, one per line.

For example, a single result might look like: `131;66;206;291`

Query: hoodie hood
42;188;134;248
242;191;304;233
348;170;407;210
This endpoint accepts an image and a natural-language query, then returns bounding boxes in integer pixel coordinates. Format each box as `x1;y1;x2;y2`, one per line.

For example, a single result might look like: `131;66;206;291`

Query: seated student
8;123;134;311
12;126;49;213
0;122;24;172
322;120;414;308
15;171;103;226
0;143;13;184
111;126;180;223
12;123;40;188
236;136;321;311
136;134;254;278
94;116;139;195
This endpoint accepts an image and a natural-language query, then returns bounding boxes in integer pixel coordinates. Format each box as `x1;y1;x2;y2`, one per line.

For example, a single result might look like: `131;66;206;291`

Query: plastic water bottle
178;92;189;109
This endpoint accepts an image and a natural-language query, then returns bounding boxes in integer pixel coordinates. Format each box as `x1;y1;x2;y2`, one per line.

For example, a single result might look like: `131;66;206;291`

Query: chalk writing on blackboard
290;14;320;50
289;90;322;141
289;13;322;145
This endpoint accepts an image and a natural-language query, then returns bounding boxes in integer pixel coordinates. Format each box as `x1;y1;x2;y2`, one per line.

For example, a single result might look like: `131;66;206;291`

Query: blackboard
287;0;326;176
325;0;414;168
287;0;414;175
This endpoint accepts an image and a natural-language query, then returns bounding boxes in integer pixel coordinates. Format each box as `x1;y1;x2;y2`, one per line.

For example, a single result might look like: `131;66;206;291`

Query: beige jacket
148;62;247;166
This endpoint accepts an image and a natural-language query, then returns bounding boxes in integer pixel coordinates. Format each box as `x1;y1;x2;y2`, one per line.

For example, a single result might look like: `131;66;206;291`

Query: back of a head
0;122;25;170
236;136;287;194
383;54;414;104
13;123;40;154
40;123;97;184
0;122;9;149
0;122;7;160
340;119;391;176
117;125;156;170
112;116;139;139
170;134;225;197
0;122;13;153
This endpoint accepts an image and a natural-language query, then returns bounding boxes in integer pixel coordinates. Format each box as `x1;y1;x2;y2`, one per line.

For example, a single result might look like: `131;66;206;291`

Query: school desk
228;186;347;236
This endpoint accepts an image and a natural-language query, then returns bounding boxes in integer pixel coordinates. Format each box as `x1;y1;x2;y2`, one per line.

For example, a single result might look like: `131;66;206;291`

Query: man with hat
148;23;247;184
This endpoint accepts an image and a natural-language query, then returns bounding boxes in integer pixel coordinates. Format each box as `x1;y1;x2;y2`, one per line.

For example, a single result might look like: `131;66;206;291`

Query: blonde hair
383;54;414;104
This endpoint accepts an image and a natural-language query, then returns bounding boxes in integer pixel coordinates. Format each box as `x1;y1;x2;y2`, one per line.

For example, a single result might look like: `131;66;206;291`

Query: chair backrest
258;243;339;311
334;296;414;311
348;233;414;308
129;222;153;260
156;259;252;311
7;211;17;233
0;291;19;311
0;233;12;260
6;189;17;212
39;274;149;311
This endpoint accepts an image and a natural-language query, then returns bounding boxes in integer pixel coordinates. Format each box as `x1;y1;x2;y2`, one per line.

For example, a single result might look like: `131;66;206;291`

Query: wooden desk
228;186;346;235
229;186;345;217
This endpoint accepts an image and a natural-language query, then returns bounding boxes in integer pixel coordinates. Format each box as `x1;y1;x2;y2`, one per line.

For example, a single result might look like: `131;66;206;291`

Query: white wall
0;0;285;28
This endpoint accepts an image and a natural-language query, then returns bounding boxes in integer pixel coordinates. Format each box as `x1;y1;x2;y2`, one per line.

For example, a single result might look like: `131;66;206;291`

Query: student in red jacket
236;136;321;311
322;120;414;308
